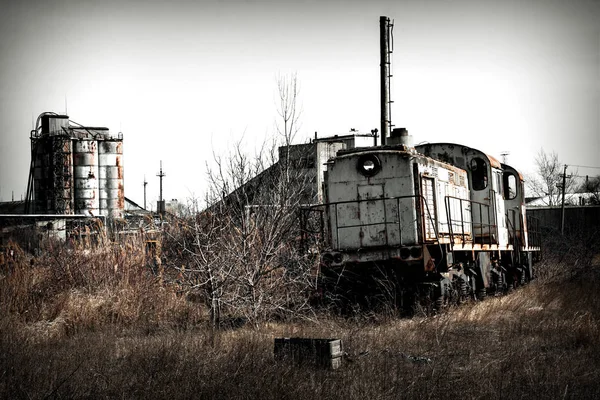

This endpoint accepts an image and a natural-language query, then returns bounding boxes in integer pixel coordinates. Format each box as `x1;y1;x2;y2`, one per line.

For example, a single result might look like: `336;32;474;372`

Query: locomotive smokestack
380;16;392;145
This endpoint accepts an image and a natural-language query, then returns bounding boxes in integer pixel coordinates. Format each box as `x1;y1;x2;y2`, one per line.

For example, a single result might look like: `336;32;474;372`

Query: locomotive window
503;172;517;200
495;173;502;194
469;157;488;190
357;154;382;177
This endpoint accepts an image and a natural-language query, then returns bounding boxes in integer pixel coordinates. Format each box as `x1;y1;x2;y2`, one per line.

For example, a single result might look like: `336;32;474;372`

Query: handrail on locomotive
301;193;533;252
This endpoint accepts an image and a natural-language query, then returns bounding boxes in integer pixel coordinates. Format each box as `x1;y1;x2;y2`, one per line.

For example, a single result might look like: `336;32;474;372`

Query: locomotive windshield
470;157;488;190
503;172;518;200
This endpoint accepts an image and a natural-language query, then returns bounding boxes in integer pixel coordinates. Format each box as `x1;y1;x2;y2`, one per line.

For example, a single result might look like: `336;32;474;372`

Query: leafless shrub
527;148;578;205
162;75;318;326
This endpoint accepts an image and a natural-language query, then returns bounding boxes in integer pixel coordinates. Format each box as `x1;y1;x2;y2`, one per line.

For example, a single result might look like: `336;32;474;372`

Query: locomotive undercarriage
318;247;534;315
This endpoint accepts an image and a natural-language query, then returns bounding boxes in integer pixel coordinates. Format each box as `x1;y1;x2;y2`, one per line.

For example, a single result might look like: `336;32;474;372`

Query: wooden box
274;338;343;369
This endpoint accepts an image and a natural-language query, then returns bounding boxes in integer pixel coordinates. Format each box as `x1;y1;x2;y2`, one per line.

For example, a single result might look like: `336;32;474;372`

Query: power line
568;164;600;170
570;174;600;179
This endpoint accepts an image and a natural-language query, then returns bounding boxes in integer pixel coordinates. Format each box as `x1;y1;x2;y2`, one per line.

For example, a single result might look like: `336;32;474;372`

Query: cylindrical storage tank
73;140;99;216
98;140;124;218
31;135;74;214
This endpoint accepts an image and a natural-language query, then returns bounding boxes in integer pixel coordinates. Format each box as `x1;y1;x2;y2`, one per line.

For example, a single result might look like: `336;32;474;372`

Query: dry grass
1;232;599;399
0;238;205;335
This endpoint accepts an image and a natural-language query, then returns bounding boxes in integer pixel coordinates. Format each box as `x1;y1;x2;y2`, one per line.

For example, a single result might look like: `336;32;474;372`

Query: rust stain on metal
486;154;502;169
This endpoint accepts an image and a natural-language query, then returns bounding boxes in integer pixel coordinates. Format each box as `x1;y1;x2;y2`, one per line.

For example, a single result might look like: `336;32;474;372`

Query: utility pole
380;16;393;145
157;161;165;216
560;164;567;235
143;175;148;210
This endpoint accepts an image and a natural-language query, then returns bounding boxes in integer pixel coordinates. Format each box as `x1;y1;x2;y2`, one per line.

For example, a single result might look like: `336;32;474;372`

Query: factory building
214;132;376;213
279;132;376;204
0;112;128;249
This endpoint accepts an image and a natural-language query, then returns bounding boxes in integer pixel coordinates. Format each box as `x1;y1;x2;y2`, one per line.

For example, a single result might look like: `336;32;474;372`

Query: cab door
420;176;437;241
492;170;508;246
357;184;386;247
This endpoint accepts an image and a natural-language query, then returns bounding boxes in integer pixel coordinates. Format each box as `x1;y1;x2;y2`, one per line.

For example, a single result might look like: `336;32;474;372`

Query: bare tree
580;176;600;205
163;74;317;326
275;72;301;146
527;149;576;206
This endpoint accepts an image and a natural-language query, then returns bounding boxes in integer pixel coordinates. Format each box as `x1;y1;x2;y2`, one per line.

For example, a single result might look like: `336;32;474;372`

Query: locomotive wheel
452;275;469;304
477;288;487;300
522;264;532;283
520;267;527;285
434;294;444;311
460;277;468;297
466;273;478;300
434;278;453;311
491;268;505;295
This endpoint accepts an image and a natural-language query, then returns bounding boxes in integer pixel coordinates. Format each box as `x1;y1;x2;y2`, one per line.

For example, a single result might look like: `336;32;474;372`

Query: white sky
1;0;598;207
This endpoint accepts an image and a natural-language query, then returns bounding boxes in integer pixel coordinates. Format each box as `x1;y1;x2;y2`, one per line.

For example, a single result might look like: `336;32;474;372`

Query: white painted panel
357;184;386;247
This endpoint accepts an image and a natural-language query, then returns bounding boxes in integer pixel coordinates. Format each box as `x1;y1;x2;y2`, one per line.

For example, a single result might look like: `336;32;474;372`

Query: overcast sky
1;0;598;207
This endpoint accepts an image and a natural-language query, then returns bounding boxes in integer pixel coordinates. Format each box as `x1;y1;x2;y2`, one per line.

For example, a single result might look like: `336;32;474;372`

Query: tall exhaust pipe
380;16;393;145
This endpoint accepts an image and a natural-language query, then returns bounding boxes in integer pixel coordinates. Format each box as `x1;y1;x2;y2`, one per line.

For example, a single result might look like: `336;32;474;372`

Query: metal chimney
380;16;393;145
391;128;412;147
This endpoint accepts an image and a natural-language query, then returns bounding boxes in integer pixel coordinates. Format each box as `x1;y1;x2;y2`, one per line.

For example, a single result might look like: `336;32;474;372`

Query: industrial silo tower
25;112;124;219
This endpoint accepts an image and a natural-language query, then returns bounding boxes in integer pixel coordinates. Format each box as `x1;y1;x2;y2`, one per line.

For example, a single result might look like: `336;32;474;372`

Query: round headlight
363;159;375;171
357;154;382;177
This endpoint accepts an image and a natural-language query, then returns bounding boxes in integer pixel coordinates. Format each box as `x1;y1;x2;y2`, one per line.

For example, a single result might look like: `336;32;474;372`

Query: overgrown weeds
1;230;599;398
0;237;204;336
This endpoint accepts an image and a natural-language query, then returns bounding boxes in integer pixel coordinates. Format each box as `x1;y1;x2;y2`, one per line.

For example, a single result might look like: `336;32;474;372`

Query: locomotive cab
415;143;509;248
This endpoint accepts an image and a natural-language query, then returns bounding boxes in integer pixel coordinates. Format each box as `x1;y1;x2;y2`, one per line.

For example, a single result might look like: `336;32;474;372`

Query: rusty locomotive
310;128;541;310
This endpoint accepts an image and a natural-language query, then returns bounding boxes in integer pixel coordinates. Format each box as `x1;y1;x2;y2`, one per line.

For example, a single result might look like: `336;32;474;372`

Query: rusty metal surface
73;140;99;216
325;151;420;250
486;154;502;169
415;142;500;171
98;139;124;218
70;127;110;141
32;135;73;214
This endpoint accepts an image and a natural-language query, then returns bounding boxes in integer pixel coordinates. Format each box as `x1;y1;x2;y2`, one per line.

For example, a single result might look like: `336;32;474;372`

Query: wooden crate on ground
274;338;343;369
